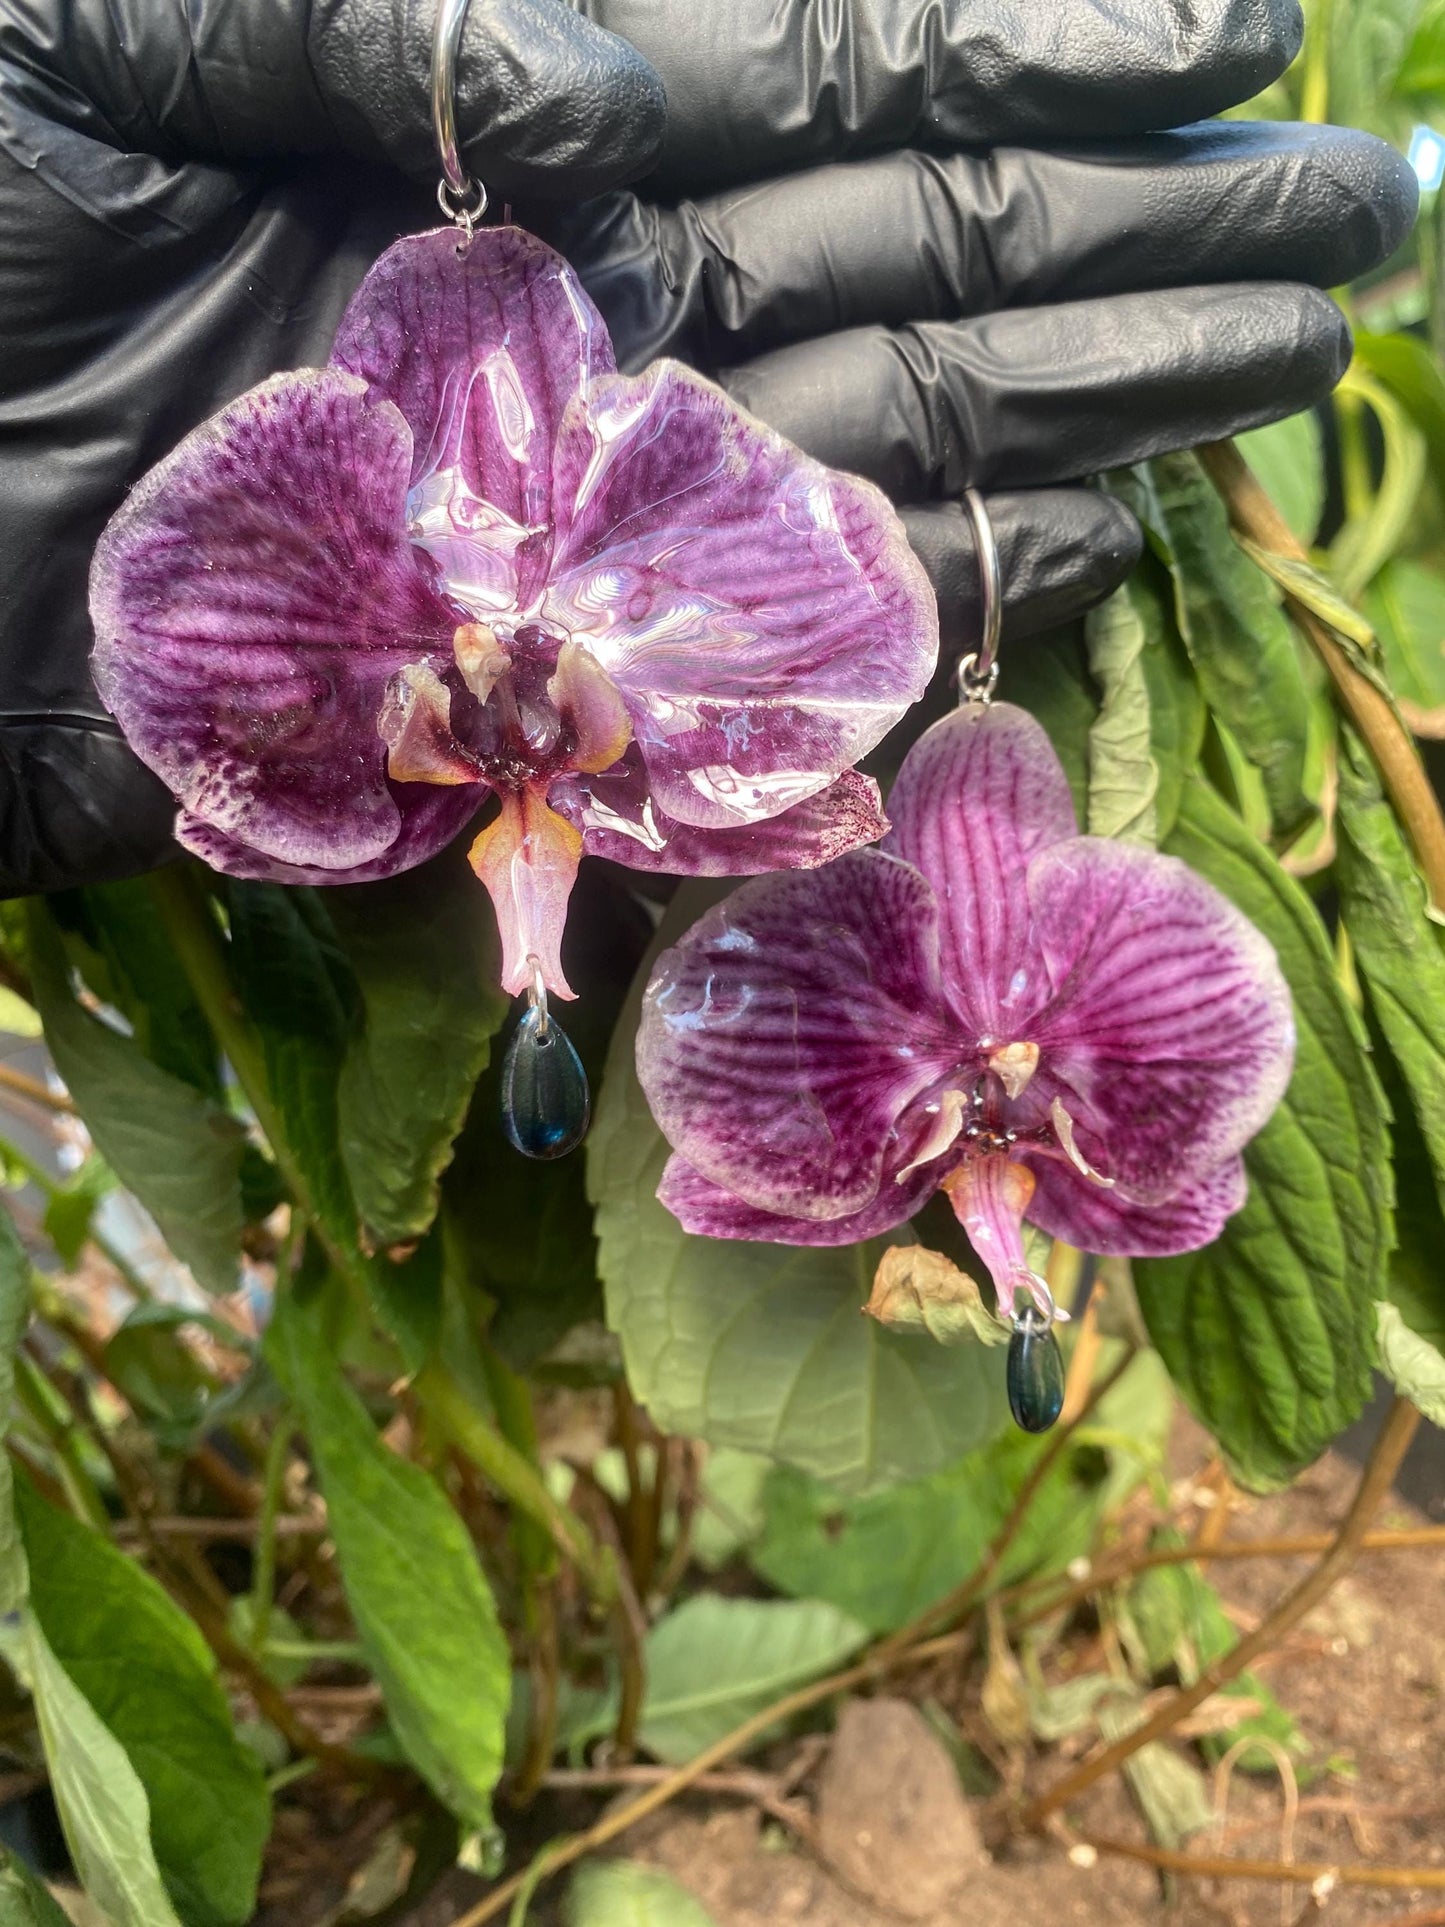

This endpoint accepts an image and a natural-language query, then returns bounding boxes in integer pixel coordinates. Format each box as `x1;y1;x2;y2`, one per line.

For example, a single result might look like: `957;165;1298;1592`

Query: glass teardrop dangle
500;964;590;1159
1007;1307;1064;1434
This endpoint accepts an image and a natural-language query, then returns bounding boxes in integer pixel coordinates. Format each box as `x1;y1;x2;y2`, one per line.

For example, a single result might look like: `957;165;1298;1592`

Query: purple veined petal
1024;1152;1249;1256
176;790;485;884
882;703;1078;1036
545;361;937;830
1026;837;1295;1198
331;227;616;615
468;784;583;1000
550;756;888;873
90;371;468;875
637;849;961;1220
657;1153;937;1244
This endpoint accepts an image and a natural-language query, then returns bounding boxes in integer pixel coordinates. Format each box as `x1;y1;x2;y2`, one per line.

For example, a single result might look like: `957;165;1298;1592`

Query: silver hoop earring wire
432;0;489;238
958;487;1002;706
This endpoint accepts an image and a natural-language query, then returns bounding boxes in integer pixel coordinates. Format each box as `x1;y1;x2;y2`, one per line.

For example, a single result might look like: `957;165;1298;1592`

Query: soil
404;1412;1445;1927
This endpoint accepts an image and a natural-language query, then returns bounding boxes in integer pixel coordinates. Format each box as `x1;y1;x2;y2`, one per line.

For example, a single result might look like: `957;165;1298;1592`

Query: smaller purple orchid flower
637;702;1295;1318
90;227;936;999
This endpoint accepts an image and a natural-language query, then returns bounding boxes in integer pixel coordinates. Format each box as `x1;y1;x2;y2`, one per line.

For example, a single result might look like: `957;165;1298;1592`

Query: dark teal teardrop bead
500;1006;590;1159
1007;1314;1064;1433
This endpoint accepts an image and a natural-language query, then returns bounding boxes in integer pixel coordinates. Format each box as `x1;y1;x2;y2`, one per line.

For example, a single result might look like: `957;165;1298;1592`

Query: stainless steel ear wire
432;0;489;239
958;487;1002;705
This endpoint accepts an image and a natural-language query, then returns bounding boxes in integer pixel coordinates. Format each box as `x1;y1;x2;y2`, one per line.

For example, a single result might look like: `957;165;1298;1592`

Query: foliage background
3;1;1445;1921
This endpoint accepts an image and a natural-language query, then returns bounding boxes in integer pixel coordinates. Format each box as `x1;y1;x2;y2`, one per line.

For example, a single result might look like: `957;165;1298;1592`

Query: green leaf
1375;1299;1445;1423
1380;1038;1445;1354
753;1352;1171;1633
43;1159;113;1271
0;1849;73;1927
0;1616;184;1927
1133;779;1389;1488
17;1480;270;1927
1235;412;1326;547
0;986;42;1039
0;1203;30;1615
1135;454;1314;840
1354;328;1445;506
1362;559;1445;734
26;903;244;1296
1083;584;1159;844
265;1284;510;1829
1005;624;1097;823
52;880;223;1098
566;1860;718;1927
329;850;508;1248
1335;729;1445;1227
622;1596;868;1764
1329;370;1428;599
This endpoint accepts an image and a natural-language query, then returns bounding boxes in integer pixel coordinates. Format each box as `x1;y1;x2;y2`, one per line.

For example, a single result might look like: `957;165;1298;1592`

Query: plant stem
445;1627;974;1927
872;1345;1136;1665
1199;440;1445;908
1083;1835;1445;1892
1018;1394;1420;1830
0;1066;73;1114
13;1350;109;1530
249;1419;293;1652
416;1361;614;1606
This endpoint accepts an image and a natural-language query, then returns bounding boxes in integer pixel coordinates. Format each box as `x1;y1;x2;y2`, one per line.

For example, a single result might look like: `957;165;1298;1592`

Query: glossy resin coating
500;1006;590;1160
1006;1315;1065;1433
90;226;937;999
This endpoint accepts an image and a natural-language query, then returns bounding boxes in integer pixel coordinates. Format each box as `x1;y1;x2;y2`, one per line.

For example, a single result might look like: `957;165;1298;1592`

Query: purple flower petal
658;1153;938;1243
175;792;482;884
331;227;615;614
1026;838;1295;1198
91;371;472;874
1025;1153;1249;1255
637;850;958;1220
546;362;937;830
550;758;888;872
882;704;1077;1033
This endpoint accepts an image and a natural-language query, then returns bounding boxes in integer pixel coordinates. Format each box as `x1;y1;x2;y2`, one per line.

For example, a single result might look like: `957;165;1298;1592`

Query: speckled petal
90;371;467;875
657;1153;936;1244
550;757;888;873
176;794;483;883
546;361;937;830
1026;838;1295;1199
1025;1153;1249;1255
637;850;959;1221
331;226;615;615
882;703;1077;1033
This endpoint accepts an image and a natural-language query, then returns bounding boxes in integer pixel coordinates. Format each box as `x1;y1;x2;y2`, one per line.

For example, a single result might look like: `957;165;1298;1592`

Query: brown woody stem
1085;1834;1445;1892
1199;439;1445;907
1018;1394;1420;1830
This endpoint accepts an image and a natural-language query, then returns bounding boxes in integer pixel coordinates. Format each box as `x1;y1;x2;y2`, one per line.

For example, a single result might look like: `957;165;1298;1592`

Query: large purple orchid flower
637;702;1295;1318
90;228;936;998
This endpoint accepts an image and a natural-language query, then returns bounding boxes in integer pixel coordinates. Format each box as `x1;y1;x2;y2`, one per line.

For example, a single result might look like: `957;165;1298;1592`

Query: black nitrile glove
0;0;1417;892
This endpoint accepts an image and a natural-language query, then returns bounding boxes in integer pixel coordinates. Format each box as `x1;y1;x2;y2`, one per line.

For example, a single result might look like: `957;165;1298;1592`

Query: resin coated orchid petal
469;788;583;1000
882;703;1076;1032
91;372;469;874
637;851;958;1220
1026;837;1296;1198
547;362;937;831
332;227;615;615
175;793;482;885
1026;1153;1249;1256
550;760;888;874
658;1154;938;1245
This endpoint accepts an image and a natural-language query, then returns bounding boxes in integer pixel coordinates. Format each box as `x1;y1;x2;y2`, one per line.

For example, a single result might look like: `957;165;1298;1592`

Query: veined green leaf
17;1481;269;1927
1362;559;1445;735
1004;624;1097;823
1083;584;1158;845
1353;329;1445;505
26;903;243;1296
567;1860;718;1927
266;1285;509;1829
330;849;507;1248
589;894;1009;1493
0;1208;181;1927
1134;780;1388;1488
1134;454;1314;840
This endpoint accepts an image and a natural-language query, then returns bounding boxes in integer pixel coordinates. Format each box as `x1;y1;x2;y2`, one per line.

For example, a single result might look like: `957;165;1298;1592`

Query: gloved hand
0;0;1415;893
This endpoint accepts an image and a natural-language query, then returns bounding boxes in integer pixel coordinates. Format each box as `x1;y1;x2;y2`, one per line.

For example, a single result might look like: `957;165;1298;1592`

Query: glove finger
542;125;1414;371
21;0;665;197
901;493;1142;654
0;723;177;897
588;0;1301;190
718;284;1351;500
